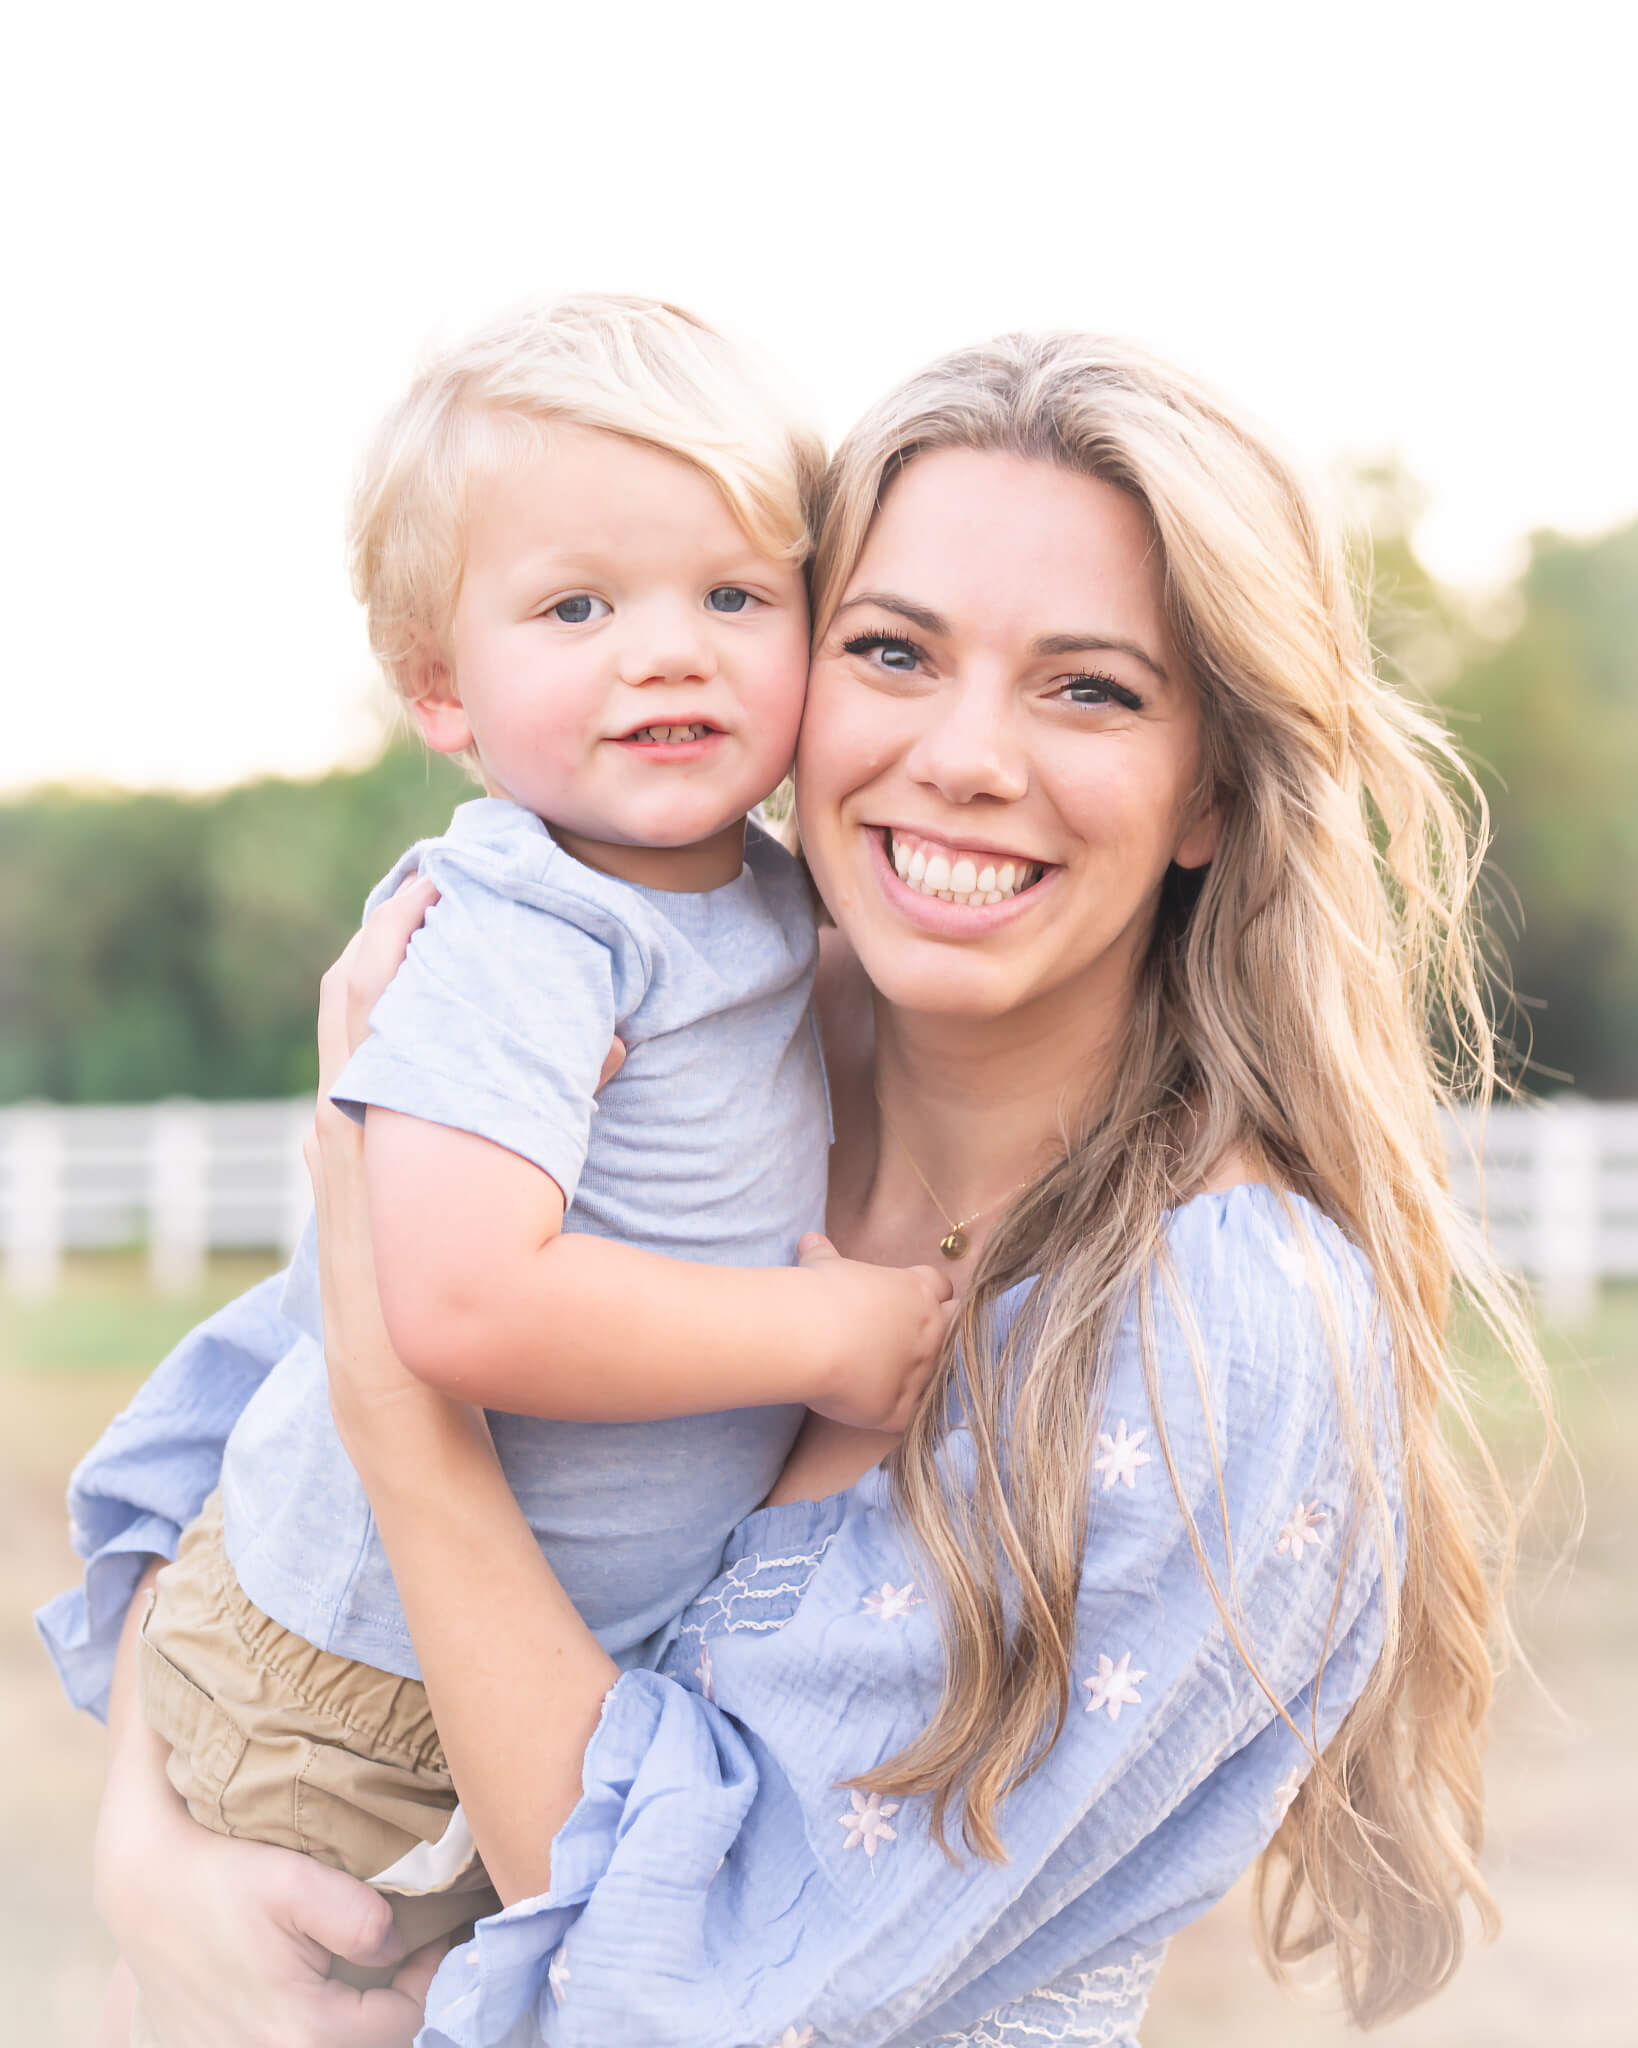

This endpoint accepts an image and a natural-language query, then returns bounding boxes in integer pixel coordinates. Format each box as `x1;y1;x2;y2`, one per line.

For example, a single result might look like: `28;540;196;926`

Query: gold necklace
873;1088;1028;1260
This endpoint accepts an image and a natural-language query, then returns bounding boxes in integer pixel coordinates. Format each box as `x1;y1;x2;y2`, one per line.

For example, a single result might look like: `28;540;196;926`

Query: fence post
1532;1096;1600;1325
148;1098;209;1295
4;1104;65;1298
281;1099;313;1260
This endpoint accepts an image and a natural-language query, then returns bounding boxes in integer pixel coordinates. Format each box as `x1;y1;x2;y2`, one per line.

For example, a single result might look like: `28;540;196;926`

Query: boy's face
411;422;810;889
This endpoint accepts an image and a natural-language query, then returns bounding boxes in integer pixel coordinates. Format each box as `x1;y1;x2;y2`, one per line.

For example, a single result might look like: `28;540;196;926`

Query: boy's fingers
596;1037;627;1093
797;1233;840;1264
912;1261;957;1302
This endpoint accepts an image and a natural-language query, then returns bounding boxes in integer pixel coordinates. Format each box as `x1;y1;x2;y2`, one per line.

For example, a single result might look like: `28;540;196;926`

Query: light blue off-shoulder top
38;1185;1399;2047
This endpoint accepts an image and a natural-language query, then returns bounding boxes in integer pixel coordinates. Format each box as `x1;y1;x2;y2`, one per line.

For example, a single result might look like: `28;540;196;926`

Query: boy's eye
547;595;611;624
706;586;755;614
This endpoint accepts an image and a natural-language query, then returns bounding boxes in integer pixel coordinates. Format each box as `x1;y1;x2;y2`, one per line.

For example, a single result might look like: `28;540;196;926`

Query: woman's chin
849;939;1040;1025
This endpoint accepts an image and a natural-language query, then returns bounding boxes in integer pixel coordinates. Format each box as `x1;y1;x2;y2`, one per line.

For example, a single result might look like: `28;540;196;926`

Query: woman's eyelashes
1056;673;1144;711
843;629;1145;713
842;630;925;674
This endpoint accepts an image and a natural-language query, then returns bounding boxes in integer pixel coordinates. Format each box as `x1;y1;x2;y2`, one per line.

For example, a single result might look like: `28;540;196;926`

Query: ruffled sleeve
422;1187;1401;2048
33;1272;299;1720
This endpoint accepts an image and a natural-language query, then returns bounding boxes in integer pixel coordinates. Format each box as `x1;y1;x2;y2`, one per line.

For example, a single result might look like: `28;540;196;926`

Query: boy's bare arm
362;1109;951;1427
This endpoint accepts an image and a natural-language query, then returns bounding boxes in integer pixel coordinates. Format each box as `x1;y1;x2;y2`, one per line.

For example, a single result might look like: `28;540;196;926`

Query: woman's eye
1059;673;1142;710
706;586;755;614
843;631;922;674
547;595;611;624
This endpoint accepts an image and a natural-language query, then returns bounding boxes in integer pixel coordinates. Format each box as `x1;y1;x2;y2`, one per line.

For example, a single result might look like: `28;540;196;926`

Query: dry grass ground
3;1256;1632;2045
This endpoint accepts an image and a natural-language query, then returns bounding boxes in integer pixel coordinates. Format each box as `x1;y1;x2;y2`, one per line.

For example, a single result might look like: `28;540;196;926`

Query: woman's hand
305;884;459;1449
100;1796;446;2048
95;1567;445;2048
314;870;626;1094
304;870;623;1445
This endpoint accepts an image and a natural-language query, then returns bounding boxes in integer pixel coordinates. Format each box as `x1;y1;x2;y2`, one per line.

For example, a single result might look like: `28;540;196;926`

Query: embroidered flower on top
1276;1501;1327;1562
547;1950;570;2005
1092;1419;1152;1492
861;1580;924;1621
837;1789;900;1857
1082;1651;1147;1721
695;1641;715;1700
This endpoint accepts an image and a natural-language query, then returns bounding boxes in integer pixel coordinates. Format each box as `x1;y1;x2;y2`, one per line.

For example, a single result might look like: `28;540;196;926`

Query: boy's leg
138;1493;501;1967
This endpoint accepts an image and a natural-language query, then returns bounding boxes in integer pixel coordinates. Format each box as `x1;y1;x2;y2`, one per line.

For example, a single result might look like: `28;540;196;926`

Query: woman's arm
307;1055;618;1902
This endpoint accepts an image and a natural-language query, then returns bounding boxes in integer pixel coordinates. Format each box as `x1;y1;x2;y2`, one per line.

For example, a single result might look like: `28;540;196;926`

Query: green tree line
3;745;468;1102
5;504;1636;1102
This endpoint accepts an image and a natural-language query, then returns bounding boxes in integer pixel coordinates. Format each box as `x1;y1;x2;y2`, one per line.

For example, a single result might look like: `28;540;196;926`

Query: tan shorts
138;1490;500;1957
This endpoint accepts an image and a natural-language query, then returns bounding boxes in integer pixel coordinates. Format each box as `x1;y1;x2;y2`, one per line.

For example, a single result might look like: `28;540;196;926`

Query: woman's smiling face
796;447;1220;1026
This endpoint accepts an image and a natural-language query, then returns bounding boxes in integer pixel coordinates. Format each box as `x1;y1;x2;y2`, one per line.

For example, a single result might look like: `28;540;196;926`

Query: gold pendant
939;1227;968;1259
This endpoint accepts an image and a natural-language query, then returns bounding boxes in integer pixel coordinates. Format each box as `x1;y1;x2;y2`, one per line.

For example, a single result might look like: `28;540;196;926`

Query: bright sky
6;1;1634;794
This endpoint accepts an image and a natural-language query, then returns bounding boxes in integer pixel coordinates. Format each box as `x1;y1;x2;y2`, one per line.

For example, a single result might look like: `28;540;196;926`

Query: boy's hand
795;1234;956;1432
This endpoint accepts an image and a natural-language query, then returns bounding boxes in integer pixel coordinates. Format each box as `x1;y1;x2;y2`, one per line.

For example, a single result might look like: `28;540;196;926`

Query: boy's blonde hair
348;293;826;696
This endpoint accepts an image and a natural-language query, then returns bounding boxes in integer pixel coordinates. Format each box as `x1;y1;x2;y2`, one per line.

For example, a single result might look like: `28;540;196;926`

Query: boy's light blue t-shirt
218;798;829;1677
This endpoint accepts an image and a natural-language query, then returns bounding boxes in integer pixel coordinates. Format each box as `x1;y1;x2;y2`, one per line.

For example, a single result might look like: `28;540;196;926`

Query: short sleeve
331;831;647;1205
420;1187;1400;2048
33;1273;300;1720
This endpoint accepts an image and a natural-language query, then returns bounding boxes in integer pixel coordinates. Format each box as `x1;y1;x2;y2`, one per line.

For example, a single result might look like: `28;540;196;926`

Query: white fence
1;1096;1636;1321
0;1099;312;1300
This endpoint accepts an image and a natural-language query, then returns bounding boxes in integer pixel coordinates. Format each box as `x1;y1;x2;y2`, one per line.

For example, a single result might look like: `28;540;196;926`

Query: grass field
4;1256;1633;2044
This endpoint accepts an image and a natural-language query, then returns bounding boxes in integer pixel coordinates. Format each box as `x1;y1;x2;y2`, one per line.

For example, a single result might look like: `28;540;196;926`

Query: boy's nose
616;601;715;687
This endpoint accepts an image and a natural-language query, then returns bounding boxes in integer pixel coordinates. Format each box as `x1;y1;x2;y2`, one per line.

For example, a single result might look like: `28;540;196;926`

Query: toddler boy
134;296;951;1973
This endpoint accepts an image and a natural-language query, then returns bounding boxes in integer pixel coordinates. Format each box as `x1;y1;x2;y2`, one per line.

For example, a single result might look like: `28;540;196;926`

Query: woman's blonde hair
815;334;1549;2026
348;292;825;691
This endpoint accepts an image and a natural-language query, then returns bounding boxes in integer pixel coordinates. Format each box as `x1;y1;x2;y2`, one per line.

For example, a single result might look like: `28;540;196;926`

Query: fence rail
2;1096;1637;1320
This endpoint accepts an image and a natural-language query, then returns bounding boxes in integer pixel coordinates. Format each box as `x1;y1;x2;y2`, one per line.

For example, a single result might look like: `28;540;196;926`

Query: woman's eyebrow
835;592;949;636
1034;632;1170;684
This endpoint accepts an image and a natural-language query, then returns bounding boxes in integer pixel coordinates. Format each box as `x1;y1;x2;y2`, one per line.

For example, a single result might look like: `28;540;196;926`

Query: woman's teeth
628;724;712;745
888;832;1041;906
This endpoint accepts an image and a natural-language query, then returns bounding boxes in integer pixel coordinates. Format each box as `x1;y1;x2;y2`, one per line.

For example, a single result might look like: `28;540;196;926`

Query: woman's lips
886;827;1043;906
869;827;1055;931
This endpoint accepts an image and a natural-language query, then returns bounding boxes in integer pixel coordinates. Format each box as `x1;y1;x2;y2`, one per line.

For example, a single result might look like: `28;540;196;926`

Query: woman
69;332;1541;2045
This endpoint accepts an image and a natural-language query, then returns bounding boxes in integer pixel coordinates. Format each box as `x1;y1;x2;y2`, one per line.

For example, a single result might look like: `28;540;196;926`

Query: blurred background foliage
3;746;469;1103
5;484;1636;1103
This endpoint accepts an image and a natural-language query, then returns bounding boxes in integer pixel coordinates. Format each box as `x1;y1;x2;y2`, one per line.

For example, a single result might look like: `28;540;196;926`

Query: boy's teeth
886;832;1040;906
631;724;710;744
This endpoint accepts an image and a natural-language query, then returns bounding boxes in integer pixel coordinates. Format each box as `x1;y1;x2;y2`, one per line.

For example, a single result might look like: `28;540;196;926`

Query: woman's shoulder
1161;1177;1374;1303
1146;1181;1391;1476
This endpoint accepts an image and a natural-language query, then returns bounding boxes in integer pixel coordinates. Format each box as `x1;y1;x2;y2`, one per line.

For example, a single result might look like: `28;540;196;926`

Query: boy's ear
398;642;474;757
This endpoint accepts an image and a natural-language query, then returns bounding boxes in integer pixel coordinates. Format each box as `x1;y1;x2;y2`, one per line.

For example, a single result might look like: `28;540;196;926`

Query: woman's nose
616;599;715;687
902;677;1029;805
